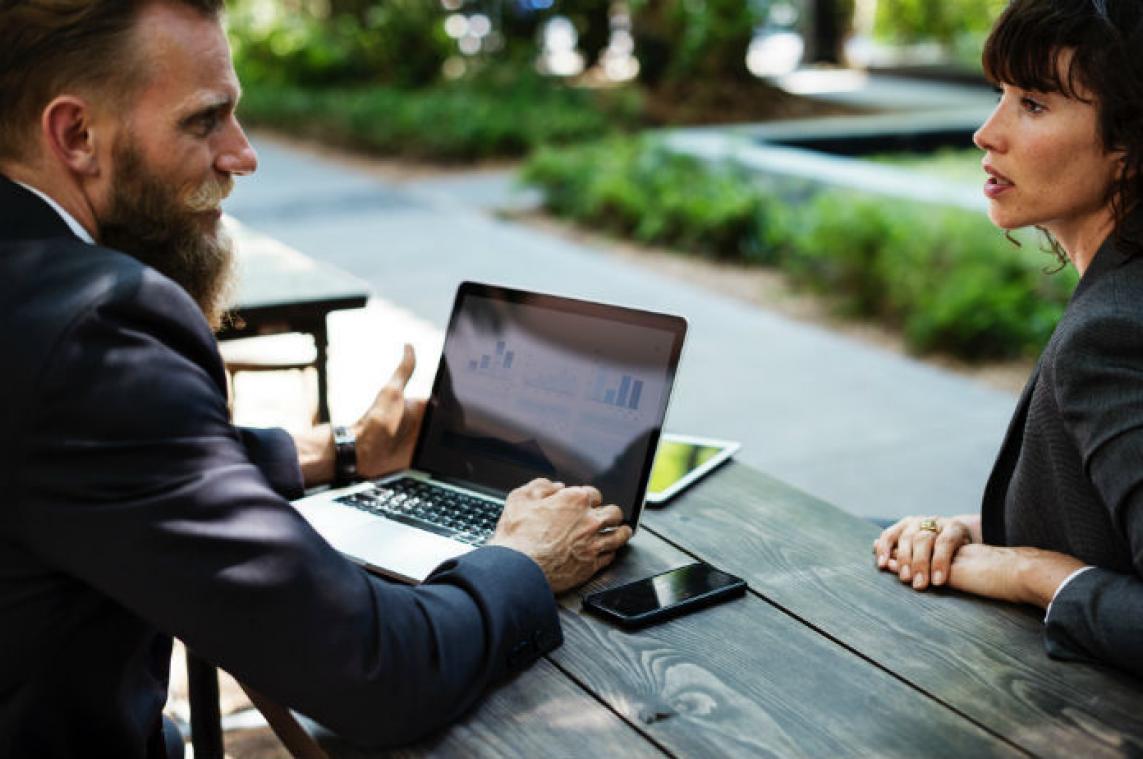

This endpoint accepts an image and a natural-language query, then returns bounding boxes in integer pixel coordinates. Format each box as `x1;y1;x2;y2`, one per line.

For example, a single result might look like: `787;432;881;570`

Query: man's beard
99;140;236;331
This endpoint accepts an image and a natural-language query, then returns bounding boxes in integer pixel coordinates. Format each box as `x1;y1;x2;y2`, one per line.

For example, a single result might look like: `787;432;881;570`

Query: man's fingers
385;344;417;390
593;551;618;573
593;504;625;528
566;485;602;509
593;525;632;555
509;478;561;503
406;398;427;423
526;478;562;498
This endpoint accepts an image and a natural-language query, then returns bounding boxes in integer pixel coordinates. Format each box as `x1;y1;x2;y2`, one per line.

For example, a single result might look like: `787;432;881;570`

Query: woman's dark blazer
982;220;1143;678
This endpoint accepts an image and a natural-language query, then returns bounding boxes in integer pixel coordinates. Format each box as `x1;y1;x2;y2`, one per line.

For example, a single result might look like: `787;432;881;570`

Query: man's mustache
184;175;234;213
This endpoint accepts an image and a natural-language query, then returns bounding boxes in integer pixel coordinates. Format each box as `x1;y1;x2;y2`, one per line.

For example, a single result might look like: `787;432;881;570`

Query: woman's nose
973;103;1006;154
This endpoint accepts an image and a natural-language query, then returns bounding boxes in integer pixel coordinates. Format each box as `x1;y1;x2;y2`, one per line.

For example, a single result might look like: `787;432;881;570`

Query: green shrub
521;137;1078;360
228;0;451;88
780;192;895;316
781;191;1073;357
237;76;641;162
522;138;781;262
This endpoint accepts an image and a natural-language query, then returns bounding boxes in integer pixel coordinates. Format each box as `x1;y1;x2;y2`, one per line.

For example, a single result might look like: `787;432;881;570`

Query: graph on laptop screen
415;288;683;519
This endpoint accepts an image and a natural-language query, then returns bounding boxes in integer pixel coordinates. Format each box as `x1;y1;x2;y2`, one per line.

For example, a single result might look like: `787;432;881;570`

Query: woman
874;0;1143;677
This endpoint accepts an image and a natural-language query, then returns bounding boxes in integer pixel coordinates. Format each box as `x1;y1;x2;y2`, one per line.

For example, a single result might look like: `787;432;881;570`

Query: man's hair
983;0;1143;257
0;0;224;162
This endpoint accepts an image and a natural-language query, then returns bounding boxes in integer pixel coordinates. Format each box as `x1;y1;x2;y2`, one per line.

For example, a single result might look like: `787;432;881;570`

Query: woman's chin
986;207;1025;232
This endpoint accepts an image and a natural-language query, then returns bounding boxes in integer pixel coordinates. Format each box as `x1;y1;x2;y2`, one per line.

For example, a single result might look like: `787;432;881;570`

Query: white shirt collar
14;180;96;244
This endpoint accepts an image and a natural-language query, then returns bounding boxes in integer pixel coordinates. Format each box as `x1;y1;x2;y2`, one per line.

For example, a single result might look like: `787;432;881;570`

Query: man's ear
41;95;104;178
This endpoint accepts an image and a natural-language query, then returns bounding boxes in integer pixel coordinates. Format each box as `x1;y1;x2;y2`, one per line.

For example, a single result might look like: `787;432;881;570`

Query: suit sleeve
235;426;305;500
13;276;561;747
1047;308;1143;677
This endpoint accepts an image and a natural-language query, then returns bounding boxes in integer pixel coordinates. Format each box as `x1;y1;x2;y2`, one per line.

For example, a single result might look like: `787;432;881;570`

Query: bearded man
0;2;631;757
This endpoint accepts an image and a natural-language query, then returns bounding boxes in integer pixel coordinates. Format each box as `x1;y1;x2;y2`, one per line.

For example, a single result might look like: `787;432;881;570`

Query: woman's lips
983;165;1014;200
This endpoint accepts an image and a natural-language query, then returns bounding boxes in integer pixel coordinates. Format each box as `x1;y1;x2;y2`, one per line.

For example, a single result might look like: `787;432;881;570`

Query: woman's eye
1021;96;1046;114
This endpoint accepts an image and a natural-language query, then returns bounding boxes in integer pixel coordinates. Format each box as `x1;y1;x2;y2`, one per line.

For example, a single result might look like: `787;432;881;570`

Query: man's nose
216;118;258;176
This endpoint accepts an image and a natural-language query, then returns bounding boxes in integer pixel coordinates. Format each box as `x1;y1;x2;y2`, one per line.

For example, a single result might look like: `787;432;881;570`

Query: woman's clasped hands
873;514;1085;607
873;514;980;591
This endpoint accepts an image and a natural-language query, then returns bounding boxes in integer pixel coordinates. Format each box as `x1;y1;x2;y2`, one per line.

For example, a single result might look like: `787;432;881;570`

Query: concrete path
226;137;1022;521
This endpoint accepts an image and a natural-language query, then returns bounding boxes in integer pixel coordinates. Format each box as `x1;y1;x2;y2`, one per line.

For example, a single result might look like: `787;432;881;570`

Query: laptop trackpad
296;500;473;583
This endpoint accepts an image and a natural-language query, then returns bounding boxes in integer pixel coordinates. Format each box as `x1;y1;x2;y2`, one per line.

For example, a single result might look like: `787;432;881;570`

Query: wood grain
309;657;663;758
552;532;1020;759
641;462;1143;758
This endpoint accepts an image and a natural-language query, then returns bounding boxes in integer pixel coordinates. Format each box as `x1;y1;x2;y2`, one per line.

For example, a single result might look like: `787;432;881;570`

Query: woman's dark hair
983;0;1143;259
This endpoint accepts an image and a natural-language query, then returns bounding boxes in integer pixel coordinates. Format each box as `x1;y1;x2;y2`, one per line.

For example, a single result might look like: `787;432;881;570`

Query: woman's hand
873;514;980;590
945;544;1085;608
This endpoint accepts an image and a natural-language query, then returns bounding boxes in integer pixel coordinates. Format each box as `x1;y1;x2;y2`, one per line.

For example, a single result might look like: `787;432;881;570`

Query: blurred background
218;0;1066;532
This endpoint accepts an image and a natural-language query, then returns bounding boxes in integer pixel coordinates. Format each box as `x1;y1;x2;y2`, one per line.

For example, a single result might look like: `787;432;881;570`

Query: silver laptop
293;281;687;583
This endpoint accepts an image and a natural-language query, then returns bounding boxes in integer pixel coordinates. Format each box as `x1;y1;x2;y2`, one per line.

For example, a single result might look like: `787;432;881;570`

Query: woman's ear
41;95;103;179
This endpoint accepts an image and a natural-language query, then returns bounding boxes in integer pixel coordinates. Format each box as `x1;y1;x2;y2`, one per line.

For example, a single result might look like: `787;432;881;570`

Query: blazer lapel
0;175;79;243
979;224;1137;545
980;360;1041;545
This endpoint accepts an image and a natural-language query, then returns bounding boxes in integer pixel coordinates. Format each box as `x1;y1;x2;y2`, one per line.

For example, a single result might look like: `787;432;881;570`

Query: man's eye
191;112;220;134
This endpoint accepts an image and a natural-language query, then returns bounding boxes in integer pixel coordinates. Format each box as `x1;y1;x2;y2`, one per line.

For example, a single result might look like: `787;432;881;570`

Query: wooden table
290;461;1143;758
218;218;370;423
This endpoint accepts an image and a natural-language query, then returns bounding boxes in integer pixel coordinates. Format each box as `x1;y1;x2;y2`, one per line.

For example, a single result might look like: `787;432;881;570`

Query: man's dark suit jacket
0;176;562;757
982;218;1143;678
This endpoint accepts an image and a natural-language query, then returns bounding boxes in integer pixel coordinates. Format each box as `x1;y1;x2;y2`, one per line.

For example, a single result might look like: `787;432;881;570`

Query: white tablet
645;433;741;504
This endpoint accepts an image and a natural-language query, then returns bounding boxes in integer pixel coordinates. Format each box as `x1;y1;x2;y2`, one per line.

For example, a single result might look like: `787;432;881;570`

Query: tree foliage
630;0;760;85
873;0;1007;44
228;0;450;88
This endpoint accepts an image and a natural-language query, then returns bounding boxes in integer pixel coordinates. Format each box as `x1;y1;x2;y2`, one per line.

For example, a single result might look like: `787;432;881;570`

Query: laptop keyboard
334;477;502;546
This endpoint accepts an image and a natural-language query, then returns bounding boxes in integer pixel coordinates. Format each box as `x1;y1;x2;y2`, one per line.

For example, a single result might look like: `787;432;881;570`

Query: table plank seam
542;650;677;759
639;522;1038;759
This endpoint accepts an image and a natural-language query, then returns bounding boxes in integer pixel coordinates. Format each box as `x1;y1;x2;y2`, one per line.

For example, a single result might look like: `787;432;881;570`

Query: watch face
333;426;357;483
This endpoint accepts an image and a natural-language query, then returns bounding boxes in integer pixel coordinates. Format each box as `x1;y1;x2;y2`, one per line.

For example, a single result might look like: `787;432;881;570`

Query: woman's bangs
982;5;1085;97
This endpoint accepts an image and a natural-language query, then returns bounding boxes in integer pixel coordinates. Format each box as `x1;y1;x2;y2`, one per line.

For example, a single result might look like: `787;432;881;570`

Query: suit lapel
980;360;1041;545
0;175;78;243
979;223;1138;545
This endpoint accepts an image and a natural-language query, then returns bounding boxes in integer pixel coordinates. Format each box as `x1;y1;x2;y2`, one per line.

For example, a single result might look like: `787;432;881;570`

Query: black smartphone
582;562;746;629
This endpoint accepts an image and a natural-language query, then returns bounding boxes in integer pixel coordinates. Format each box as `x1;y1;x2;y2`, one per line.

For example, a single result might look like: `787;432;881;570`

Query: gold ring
918;518;939;533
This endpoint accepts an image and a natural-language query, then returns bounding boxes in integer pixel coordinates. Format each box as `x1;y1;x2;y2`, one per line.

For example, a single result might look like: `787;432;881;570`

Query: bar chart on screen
467;340;515;377
588;369;645;412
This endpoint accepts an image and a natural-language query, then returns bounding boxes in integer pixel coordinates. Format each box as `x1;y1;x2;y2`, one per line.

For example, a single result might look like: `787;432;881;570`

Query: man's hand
354;344;426;480
488;478;633;594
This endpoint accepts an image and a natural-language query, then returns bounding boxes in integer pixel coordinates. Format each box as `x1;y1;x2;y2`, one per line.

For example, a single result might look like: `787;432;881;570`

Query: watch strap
332;424;358;487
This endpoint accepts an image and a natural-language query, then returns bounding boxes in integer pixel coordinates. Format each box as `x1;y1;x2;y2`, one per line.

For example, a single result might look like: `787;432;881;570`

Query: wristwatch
332;424;358;487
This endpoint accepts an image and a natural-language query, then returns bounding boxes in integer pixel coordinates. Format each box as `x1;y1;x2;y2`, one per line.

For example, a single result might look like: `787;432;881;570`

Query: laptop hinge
415;471;507;501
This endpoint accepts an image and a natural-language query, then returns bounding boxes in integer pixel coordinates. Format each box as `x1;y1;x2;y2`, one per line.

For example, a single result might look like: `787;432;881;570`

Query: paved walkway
225;136;1020;522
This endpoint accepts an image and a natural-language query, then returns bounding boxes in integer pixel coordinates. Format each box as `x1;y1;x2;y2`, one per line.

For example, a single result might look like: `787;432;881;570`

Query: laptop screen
413;282;687;524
